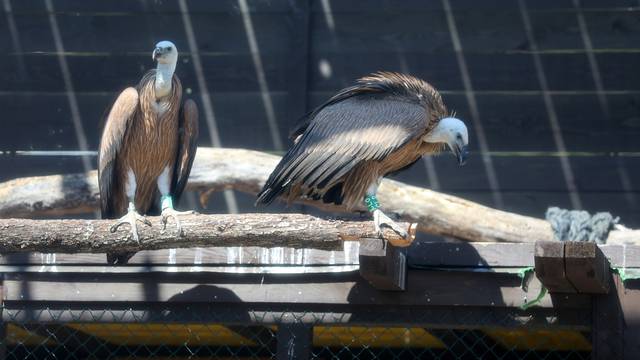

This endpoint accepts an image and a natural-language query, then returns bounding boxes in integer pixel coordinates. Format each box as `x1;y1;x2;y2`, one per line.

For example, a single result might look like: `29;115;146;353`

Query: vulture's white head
152;40;178;65
424;117;469;165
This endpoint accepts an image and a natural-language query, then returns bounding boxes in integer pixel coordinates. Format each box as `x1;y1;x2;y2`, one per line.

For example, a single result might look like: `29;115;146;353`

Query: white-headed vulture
98;41;199;264
256;72;468;238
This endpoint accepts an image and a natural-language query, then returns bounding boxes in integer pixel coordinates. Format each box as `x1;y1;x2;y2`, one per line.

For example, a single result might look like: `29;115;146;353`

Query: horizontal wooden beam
0;242;638;272
0;245;361;267
0;214;414;253
2;270;590;309
409;242;640;269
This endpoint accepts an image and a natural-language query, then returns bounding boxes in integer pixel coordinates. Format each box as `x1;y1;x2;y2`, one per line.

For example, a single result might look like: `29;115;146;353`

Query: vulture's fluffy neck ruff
155;61;176;100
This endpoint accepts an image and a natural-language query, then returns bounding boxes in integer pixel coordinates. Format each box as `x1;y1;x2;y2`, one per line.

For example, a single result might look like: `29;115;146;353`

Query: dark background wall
1;0;639;226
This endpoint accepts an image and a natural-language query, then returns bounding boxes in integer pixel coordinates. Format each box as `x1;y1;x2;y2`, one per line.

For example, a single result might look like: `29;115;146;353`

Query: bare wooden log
0;148;637;244
0;214;414;253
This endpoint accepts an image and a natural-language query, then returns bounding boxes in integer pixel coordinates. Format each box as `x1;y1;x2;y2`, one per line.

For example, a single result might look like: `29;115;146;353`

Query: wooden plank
1;270;591;309
409;242;536;268
0;156;88;183
592;275;624;359
0;284;4;360
0;246;360;266
409;242;640;269
307;53;640;93
2;242;640;269
284;0;310;132
309;0;635;11
10;0;292;14
0;54;289;93
564;242;610;294
359;242;407;291
599;53;640;90
8;11;291;53
620;279;640;359
534;241;577;293
0;92;290;151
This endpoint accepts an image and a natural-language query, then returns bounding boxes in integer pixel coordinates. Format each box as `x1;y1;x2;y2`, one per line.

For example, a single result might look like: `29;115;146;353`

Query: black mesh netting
1;305;591;359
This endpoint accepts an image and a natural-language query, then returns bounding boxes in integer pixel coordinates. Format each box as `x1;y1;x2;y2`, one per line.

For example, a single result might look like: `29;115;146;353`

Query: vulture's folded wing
98;87;139;218
171;98;199;205
257;92;429;205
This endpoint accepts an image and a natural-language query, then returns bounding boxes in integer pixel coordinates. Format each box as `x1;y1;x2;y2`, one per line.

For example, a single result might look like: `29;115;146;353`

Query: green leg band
161;195;174;211
364;195;380;212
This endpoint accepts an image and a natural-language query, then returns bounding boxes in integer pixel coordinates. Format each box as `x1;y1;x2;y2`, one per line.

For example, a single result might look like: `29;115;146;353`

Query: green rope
517;267;547;310
364;195;380;212
517;267;534;289
611;267;640;282
520;286;548;310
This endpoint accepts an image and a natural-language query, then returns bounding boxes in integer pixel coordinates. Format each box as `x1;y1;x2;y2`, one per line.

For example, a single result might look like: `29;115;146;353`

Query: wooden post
359;240;407;291
277;323;313;360
564;242;609;294
534;241;576;293
535;241;611;294
0;284;5;360
592;275;624;359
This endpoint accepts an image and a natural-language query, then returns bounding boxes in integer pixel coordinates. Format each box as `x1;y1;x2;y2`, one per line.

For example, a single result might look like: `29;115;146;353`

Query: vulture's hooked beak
454;144;469;166
152;47;161;61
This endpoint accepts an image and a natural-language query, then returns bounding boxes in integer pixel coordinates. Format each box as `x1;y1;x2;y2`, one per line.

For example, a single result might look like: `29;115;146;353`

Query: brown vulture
256;72;468;237
98;40;199;264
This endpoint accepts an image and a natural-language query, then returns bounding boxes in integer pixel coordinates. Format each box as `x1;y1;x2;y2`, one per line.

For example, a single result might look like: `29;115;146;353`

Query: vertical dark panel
285;0;311;134
591;275;624;359
621;279;640;360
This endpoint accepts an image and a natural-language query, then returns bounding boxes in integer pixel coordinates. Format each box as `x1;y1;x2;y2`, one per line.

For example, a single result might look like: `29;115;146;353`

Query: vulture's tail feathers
256;149;299;206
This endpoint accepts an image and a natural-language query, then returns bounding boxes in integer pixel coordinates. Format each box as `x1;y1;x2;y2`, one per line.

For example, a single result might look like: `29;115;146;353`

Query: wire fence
1;305;592;360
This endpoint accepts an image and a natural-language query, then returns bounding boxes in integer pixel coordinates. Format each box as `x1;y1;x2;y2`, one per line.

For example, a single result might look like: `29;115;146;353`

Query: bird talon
161;208;192;237
109;209;149;242
373;209;409;239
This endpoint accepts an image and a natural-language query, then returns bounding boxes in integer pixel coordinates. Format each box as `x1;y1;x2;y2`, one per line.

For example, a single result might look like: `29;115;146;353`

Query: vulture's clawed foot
109;210;151;243
161;208;196;236
373;209;409;239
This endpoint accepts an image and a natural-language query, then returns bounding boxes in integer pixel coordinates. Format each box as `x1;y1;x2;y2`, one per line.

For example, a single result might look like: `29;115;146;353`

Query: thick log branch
0;214;414;253
0;148;637;244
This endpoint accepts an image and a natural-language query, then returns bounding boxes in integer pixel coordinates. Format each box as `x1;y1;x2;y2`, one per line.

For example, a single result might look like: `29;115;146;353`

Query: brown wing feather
171;98;199;205
256;95;430;208
98;87;139;218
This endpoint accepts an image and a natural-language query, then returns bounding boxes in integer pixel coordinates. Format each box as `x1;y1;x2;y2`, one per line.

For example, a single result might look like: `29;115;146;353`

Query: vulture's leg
365;181;409;239
158;167;195;236
109;202;151;242
109;171;151;243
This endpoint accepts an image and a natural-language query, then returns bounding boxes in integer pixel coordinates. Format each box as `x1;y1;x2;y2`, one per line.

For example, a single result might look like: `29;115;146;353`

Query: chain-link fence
1;305;591;359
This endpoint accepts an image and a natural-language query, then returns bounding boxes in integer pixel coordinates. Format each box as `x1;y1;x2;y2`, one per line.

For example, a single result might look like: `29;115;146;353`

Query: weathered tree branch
0;148;637;244
0;214;414;253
